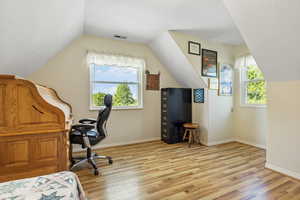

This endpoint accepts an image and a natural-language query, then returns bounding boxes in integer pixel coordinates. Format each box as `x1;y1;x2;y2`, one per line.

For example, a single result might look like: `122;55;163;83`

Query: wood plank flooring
75;141;300;200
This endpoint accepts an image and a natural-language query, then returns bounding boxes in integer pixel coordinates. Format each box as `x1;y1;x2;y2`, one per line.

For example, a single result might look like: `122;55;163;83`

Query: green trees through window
92;83;137;107
243;62;267;105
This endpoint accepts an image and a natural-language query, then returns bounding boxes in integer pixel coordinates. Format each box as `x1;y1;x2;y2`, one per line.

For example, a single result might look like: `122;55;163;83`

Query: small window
88;53;144;110
240;56;267;107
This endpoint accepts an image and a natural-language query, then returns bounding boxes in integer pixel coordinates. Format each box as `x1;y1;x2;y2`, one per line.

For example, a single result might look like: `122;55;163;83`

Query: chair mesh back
96;94;113;137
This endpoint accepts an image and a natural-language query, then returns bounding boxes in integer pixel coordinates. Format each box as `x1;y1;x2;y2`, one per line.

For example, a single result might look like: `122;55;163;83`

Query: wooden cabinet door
0;132;68;181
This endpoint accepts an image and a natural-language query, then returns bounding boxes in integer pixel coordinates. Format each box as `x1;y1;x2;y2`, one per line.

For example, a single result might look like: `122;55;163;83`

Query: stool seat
182;123;200;147
183;123;199;129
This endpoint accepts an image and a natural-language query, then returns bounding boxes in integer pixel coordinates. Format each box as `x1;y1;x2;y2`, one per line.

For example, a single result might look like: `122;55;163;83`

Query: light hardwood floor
75;141;300;200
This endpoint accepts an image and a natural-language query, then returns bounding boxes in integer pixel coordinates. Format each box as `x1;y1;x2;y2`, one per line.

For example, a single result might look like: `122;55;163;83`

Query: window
88;53;144;110
240;55;267;107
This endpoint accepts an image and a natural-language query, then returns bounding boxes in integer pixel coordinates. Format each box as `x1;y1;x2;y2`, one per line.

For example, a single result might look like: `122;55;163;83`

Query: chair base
71;149;113;175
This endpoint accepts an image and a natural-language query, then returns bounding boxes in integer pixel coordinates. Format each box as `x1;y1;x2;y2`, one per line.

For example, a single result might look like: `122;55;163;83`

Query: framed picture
208;78;218;90
145;70;160;90
202;49;218;77
193;88;204;103
218;64;233;96
188;41;201;56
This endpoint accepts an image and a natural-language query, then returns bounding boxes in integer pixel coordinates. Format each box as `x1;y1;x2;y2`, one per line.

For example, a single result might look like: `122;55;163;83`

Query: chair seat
70;130;105;146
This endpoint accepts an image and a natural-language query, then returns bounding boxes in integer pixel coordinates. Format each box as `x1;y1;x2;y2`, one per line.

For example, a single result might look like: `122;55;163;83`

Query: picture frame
193;88;204;103
208;78;218;90
145;70;160;90
201;49;218;77
218;63;233;96
188;41;201;56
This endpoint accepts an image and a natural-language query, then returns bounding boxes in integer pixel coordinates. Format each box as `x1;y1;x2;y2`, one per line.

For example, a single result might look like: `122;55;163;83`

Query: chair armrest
71;124;95;136
79;118;97;124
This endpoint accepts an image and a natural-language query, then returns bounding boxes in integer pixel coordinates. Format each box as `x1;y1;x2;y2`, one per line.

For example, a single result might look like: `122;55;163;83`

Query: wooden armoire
0;75;73;182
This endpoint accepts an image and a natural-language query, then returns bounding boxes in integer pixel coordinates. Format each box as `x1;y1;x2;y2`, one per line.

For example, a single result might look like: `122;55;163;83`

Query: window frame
240;57;267;108
89;63;144;111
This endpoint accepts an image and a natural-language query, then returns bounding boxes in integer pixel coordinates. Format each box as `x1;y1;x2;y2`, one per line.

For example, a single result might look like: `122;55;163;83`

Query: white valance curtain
245;55;257;67
87;51;145;68
234;56;244;70
234;54;256;70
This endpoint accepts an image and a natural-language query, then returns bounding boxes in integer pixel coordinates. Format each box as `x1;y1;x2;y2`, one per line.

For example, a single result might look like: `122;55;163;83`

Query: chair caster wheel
94;170;99;176
108;159;113;165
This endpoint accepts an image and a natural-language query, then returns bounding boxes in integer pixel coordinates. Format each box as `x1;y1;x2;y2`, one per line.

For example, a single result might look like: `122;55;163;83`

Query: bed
0;171;86;200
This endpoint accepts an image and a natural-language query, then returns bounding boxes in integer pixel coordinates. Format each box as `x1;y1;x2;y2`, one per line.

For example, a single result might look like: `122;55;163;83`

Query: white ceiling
84;0;244;45
0;0;85;77
223;0;300;81
0;0;243;77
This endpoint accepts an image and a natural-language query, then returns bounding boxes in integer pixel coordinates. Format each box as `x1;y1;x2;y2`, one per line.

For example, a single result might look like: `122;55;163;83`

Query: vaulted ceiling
85;0;244;45
1;0;243;77
0;0;85;77
223;0;300;81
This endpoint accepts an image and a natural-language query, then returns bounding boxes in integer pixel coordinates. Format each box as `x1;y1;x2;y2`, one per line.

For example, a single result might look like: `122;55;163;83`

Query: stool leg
188;130;192;147
191;130;195;145
183;129;188;141
197;129;201;145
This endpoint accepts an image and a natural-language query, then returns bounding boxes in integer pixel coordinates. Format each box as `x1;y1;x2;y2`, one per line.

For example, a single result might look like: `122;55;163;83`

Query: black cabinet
161;88;192;144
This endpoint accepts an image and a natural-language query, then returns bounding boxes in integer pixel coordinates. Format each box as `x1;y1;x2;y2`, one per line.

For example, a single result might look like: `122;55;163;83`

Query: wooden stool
182;123;200;147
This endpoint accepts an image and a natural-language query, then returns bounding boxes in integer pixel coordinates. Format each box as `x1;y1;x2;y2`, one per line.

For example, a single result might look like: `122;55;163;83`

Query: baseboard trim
235;139;266;149
73;137;266;152
265;163;300;180
206;139;235;146
73;137;161;153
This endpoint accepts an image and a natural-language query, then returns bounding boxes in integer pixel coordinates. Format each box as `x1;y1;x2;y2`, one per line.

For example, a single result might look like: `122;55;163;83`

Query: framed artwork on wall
202;49;218;77
218;63;233;96
145;70;160;90
208;78;218;90
188;41;201;56
193;88;204;103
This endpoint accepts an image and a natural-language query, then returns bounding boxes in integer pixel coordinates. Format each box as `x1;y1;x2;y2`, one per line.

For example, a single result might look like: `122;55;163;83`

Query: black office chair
70;94;113;175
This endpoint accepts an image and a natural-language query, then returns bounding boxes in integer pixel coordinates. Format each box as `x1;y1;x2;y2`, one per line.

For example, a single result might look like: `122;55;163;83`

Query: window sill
240;104;267;109
90;106;144;111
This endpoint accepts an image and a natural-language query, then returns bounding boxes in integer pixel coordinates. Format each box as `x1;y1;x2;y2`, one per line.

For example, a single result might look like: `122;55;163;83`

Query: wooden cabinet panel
4;140;30;167
16;85;60;127
36;137;58;161
0;132;68;182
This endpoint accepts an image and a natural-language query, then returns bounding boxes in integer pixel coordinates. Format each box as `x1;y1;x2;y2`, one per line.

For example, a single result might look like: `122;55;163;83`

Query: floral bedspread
0;171;87;200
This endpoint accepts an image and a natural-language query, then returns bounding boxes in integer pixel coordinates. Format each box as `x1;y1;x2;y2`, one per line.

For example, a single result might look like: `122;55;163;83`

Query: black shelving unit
161;88;192;144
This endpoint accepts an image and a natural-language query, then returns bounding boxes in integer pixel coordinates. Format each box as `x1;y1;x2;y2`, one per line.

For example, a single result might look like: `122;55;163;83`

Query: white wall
266;81;300;178
170;31;235;145
232;45;267;148
29;35;181;150
223;0;300;179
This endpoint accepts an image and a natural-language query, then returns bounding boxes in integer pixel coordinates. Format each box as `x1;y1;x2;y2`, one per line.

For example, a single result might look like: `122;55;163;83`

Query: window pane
92;83;139;107
93;64;138;83
246;65;264;81
246;81;267;104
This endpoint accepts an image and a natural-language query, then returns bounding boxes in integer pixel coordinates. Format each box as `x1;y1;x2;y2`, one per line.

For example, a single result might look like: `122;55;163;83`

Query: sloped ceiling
0;0;85;77
150;32;206;88
84;0;244;45
1;0;242;77
223;0;300;81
